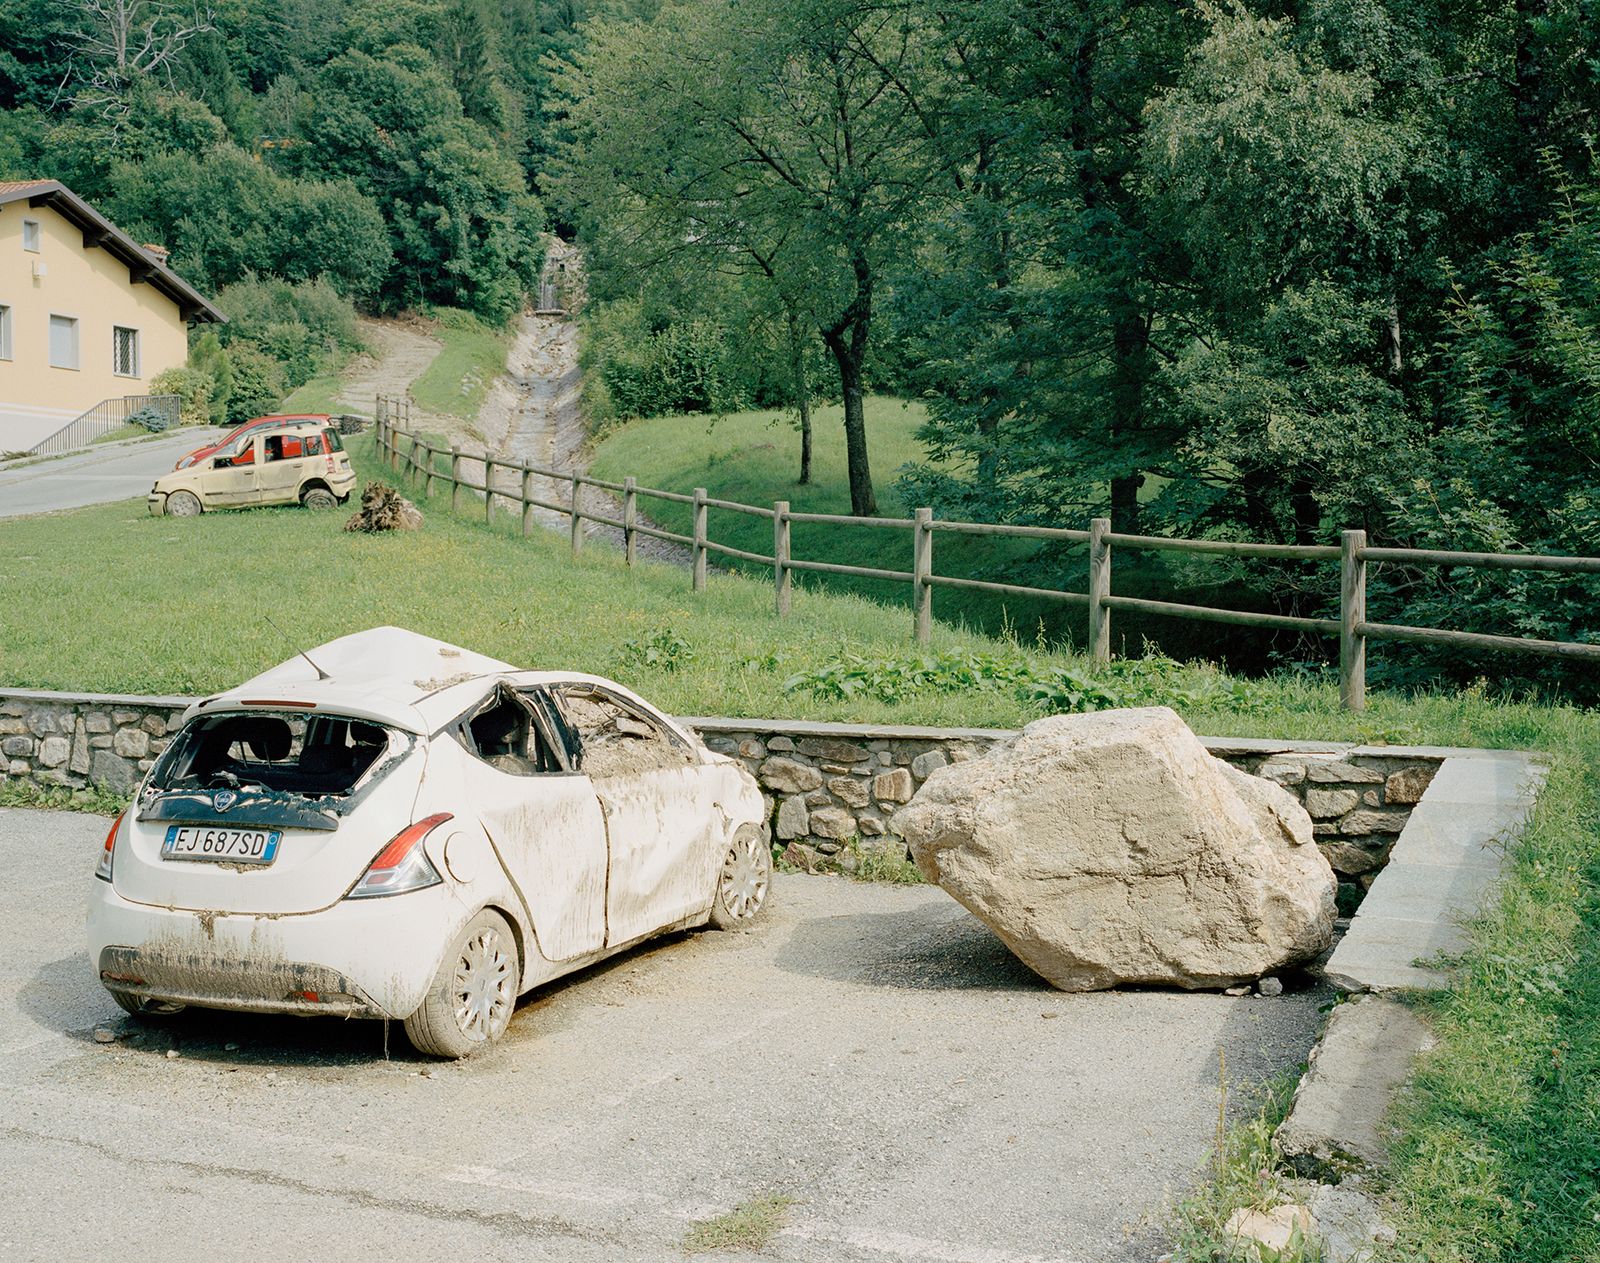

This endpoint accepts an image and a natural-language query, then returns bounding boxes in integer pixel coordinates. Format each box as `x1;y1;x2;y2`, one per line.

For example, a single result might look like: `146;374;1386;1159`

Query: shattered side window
152;712;394;797
554;687;694;778
460;688;565;777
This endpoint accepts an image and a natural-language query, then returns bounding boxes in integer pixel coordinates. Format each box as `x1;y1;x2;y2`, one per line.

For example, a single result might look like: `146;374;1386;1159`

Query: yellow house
0;180;223;453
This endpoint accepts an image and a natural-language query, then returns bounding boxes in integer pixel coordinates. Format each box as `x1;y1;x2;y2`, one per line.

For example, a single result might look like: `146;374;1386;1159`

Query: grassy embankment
588;401;1287;665
409;309;512;422
1;431;1597;1261
280;309;510;421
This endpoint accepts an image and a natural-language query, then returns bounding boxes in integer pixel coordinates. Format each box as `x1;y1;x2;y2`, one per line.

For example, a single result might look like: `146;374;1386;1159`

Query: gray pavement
0;428;223;518
0;809;1330;1263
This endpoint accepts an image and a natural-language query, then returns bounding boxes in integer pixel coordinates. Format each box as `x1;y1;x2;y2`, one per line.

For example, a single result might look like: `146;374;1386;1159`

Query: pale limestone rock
759;757;822;794
828;776;871;809
111;728;150;759
1305;787;1361;818
910;749;949;780
873;768;914;804
1384;765;1435;803
1224;1205;1314;1257
775;795;810;841
808;806;855;840
896;708;1336;991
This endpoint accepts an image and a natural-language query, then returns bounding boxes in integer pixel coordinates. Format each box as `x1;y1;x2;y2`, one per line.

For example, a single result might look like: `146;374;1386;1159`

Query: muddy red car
175;415;333;470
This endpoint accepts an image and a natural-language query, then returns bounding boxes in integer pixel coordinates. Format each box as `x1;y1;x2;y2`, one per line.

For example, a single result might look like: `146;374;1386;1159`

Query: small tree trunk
785;307;812;485
824;329;877;516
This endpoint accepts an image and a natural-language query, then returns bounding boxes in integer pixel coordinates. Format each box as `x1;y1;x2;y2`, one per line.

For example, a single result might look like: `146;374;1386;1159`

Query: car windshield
150;711;398;798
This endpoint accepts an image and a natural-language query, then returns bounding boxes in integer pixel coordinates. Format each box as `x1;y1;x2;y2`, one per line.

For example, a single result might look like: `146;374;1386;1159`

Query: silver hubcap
168;494;199;517
719;836;770;920
451;926;515;1042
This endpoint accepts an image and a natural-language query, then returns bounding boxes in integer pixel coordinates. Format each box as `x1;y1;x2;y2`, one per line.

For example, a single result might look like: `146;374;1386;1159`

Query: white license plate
162;825;281;865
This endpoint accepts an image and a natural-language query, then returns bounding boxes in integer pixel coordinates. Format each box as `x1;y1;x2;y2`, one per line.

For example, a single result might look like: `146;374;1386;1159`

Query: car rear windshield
150;711;398;798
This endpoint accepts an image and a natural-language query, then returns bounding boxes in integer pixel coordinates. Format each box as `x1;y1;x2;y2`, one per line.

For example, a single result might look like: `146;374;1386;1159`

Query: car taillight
95;809;126;882
347;813;452;899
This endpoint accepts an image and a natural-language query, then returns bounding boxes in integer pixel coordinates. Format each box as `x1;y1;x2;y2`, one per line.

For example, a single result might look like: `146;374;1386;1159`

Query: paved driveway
0;429;222;518
1;809;1328;1263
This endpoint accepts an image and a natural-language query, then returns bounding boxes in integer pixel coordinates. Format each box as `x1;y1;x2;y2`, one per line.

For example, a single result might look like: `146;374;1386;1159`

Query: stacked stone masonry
689;720;1439;902
1;692;188;796
2;691;1438;903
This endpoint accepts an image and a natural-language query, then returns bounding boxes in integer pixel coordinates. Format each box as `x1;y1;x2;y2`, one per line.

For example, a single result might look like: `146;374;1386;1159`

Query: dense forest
551;0;1600;687
3;1;1596;686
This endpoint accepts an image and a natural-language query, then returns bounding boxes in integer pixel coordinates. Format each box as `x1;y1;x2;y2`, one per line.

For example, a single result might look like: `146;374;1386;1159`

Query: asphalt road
1;809;1330;1263
0;429;223;519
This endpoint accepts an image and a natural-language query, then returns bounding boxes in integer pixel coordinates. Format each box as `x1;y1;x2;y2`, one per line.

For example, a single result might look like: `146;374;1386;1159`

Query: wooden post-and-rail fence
373;414;1600;712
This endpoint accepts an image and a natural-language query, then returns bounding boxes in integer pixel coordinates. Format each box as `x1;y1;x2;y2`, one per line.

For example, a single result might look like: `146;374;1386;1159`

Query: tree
551;0;951;514
61;0;216;126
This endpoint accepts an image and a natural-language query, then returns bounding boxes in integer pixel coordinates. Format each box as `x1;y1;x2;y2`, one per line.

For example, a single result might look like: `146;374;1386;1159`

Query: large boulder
896;707;1335;991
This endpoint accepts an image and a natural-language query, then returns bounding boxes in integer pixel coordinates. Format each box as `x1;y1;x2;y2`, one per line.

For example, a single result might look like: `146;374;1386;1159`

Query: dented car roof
187;626;685;738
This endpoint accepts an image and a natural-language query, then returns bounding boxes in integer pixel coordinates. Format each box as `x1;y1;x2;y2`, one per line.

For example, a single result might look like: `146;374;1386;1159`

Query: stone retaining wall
1;691;188;795
687;718;1439;909
1;689;1439;905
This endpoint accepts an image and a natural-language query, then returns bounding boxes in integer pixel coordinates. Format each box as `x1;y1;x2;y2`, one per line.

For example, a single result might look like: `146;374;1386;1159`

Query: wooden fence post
774;501;791;617
1089;516;1112;664
423;442;435;500
623;476;637;566
913;508;933;644
450;447;461;515
693;487;708;593
521;467;534;537
484;457;495;525
1341;529;1367;712
570;474;583;555
407;437;419;482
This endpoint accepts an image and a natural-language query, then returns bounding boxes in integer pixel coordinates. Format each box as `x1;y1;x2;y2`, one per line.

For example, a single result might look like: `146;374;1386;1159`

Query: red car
174;415;334;470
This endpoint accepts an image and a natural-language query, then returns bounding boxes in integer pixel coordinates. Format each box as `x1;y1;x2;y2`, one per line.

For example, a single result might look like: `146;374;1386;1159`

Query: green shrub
224;345;287;424
125;406;172;433
582;299;745;419
150;365;216;426
619;628;695;673
777;647;1266;715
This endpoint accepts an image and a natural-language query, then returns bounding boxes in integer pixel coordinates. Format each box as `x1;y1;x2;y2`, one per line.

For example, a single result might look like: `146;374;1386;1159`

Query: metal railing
374;415;1600;711
27;394;182;457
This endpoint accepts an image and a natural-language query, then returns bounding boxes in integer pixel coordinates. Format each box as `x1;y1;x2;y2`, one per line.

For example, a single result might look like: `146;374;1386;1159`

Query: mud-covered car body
86;628;768;1043
149;421;355;515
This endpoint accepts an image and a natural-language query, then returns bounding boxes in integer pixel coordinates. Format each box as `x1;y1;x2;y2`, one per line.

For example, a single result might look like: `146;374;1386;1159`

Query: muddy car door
203;435;261;506
256;432;312;505
551;684;721;947
444;686;608;962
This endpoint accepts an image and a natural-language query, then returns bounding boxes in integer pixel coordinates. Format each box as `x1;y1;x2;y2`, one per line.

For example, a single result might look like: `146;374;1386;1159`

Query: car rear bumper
87;879;464;1020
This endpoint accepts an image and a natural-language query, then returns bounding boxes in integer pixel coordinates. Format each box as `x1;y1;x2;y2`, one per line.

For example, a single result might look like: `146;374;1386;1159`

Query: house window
113;326;139;377
22;219;40;252
49;314;79;370
0;306;11;360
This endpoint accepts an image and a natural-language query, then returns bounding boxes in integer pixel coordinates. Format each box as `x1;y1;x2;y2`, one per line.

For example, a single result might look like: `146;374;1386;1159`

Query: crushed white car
86;627;771;1057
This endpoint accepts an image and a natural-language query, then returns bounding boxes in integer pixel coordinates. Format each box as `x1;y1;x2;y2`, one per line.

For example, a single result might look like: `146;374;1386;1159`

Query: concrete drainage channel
0;689;1549;1259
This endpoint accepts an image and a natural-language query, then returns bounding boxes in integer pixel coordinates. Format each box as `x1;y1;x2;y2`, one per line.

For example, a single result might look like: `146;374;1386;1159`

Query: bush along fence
373;409;1600;712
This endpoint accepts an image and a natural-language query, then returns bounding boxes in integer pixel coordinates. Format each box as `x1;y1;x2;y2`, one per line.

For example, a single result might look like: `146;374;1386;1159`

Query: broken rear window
151;712;398;798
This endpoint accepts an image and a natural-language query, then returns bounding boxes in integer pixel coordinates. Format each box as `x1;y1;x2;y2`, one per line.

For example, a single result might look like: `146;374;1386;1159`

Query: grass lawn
587;399;1301;666
279;361;350;415
410;309;511;422
2;434;1598;1261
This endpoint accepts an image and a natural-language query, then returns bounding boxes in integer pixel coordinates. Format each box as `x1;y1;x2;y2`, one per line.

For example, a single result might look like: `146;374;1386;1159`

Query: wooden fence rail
374;415;1600;711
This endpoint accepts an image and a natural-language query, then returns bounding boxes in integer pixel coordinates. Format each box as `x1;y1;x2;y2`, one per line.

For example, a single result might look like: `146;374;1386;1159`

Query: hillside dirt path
350;311;689;565
477;313;692;565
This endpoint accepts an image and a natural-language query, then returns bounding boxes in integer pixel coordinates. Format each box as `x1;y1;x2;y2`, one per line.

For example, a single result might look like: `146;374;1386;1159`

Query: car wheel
164;490;202;518
708;827;772;930
404;909;520;1059
109;990;187;1018
301;487;337;510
